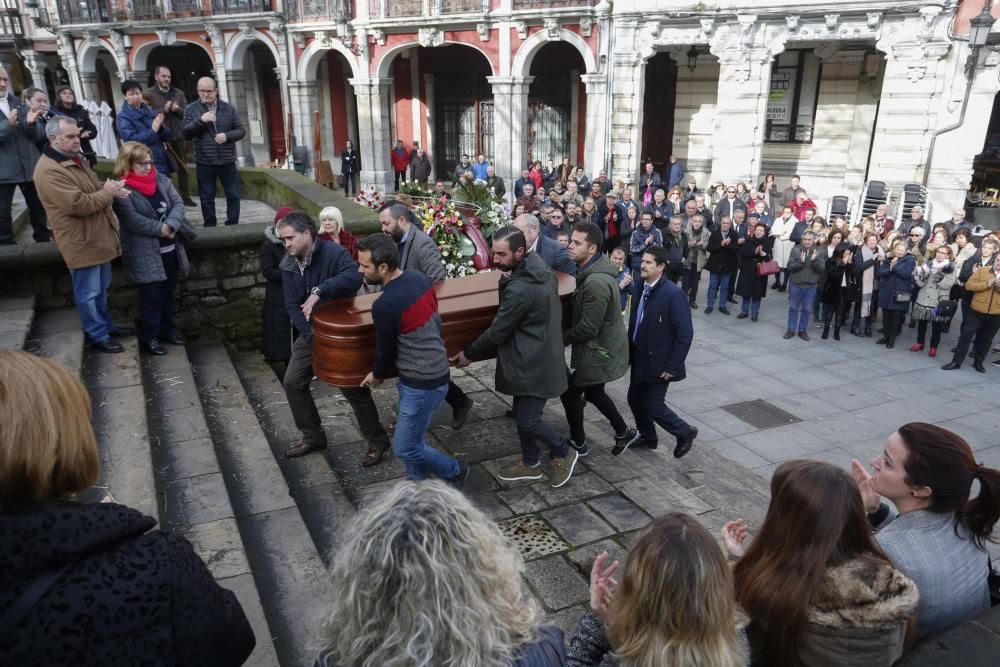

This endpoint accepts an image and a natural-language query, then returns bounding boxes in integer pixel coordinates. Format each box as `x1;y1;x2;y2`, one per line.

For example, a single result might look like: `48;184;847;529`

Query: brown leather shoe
285;441;327;458
360;446;389;467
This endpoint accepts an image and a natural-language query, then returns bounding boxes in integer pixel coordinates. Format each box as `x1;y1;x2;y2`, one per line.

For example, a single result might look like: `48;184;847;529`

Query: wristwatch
310;287;322;297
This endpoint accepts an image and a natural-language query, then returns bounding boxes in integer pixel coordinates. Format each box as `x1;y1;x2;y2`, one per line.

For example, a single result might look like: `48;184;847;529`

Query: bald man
182;76;245;227
514;213;577;275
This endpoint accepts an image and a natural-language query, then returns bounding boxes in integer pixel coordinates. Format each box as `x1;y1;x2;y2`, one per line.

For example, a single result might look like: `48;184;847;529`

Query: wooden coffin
311;271;576;387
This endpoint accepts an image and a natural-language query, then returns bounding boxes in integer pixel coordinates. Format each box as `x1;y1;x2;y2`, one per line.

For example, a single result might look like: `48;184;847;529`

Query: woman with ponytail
852;422;1000;640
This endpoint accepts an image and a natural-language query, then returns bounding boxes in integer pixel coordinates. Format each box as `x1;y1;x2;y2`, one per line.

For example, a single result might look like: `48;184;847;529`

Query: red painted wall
327;54;350;151
393;56;414;147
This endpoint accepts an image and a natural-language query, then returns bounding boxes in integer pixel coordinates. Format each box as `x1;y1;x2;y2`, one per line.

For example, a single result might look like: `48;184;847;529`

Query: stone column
57;33;84;102
609;52;645;186
288;79;320;174
19;50;48;90
488;75;532;191
79;72;100;105
226;70;255;166
423;73;435;180
350;77;394;193
580;73;608;175
707;50;773;186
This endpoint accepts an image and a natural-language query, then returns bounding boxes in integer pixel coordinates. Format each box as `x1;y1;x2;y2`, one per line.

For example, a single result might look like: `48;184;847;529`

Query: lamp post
966;1;996;79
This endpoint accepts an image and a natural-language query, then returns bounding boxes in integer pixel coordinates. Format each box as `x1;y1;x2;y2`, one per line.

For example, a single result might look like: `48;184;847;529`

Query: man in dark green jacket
451;226;578;488
560;222;639;457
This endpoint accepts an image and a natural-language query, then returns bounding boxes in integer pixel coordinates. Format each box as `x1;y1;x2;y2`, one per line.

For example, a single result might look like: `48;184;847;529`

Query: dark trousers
512;395;568;466
559;370;627;444
282;335;390;449
0;181;49;243
394;170;406;191
168;139;192;199
682;267;701;302
444;380;468;413
137;249;179;344
627;370;692;445
882;310;903;341
916;320;944;348
344;172;358;196
196;162;240;226
728;270;739;299
952;310;1000;363
666;266;683;284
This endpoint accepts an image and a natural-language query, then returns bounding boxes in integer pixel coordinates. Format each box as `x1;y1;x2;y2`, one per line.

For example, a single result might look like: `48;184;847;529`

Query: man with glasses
714;185;747;227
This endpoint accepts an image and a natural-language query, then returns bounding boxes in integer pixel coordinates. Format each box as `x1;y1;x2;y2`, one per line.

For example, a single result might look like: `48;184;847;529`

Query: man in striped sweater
358;234;469;487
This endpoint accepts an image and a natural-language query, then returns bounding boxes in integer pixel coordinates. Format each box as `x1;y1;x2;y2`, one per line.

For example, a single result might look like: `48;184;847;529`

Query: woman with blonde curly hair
567;513;749;666
316;481;564;667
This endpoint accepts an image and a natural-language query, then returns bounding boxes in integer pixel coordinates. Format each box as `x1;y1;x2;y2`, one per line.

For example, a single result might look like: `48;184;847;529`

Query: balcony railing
283;0;349;23
170;0;208;13
512;0;595;8
0;13;24;42
56;0;114;24
210;0;274;13
441;0;483;13
368;0;487;18
133;0;164;20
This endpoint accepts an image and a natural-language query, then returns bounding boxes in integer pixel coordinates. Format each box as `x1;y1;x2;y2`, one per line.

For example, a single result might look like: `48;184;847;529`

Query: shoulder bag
756;259;780;277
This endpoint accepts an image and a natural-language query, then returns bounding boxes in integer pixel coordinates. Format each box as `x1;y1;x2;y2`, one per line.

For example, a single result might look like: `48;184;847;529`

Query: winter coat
683;225;711;271
112;173;193;284
821;256;861;306
564;254;629;387
49;102;99;162
341;148;361;176
913;262;957;310
787;244;826;288
706;228;740;274
486;175;506;199
535;233;577;275
638;171;661;195
399;226;447;282
967;264;1000;315
770;216;798;269
260;224;291;361
117;102;173;174
645;201;671;230
143;85;188;140
789;198;818;221
391;147;409;172
629;225;663;270
663;230;687;271
667;160;684;189
182;99;245;165
714;197;747;225
472;160;489;181
877;254;916;312
34;146;120;270
746;557;917;667
410;154;432;181
0;500;255;666
627;276;693;382
280;239;363;341
465;251;569;399
736;235;774;299
0;92;44;184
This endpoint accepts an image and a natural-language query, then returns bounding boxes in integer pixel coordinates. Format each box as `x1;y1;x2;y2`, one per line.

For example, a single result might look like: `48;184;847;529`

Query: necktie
633;283;652;343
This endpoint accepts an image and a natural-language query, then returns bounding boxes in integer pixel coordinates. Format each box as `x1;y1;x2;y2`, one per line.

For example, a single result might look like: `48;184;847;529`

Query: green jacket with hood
564;253;629;386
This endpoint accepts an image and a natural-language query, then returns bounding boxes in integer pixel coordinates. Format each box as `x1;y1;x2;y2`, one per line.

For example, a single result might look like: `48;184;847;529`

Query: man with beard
450;227;578;488
357;233;469;486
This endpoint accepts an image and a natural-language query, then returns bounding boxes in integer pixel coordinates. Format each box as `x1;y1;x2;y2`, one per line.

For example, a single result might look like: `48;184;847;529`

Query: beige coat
967;265;1000;315
34;150;120;269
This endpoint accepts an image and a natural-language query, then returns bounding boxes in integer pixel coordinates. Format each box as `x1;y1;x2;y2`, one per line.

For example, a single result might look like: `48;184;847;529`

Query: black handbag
893;290;911;304
936;299;958;319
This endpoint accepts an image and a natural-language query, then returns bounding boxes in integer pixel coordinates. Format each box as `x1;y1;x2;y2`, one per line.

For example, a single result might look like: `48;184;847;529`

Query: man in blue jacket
626;244;698;458
514;214;577;275
276;211;391;460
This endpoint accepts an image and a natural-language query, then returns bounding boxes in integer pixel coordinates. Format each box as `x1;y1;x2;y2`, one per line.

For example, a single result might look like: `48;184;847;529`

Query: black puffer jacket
0;501;255;666
182;99;245;165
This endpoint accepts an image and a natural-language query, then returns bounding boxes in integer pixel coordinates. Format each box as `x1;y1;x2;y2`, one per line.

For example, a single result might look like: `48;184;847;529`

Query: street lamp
687;46;698;71
966;1;996;79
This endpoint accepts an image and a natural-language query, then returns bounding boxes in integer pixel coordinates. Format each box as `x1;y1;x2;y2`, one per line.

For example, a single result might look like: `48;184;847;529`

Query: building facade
10;0;1000;221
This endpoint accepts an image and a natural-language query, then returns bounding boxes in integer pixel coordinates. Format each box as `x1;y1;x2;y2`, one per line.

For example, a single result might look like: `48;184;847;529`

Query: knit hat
274;206;295;225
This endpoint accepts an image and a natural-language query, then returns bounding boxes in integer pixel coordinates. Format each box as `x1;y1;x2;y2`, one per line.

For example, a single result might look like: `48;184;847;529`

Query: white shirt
0;95;10;120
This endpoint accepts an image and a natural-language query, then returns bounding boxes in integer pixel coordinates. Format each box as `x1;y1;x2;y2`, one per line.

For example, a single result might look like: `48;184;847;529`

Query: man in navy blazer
626;244;698;458
514;214;577;275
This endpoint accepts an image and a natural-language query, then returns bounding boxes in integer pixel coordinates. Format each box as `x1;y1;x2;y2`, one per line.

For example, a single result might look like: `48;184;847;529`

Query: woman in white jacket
769;205;798;292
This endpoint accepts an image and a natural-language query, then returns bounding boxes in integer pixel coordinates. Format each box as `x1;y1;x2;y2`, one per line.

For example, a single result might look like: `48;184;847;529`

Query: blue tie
633;283;652;343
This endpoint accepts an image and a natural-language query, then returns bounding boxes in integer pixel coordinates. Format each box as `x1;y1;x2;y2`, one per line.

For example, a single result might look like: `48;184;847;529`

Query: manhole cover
720;399;801;430
497;515;567;559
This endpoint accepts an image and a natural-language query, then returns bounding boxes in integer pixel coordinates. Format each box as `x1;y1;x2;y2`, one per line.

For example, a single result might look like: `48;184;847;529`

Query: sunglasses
909;233;921;237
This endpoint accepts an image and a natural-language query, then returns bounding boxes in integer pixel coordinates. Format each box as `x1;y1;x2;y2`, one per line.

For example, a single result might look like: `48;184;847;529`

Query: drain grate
721;399;801;430
497;515;567;560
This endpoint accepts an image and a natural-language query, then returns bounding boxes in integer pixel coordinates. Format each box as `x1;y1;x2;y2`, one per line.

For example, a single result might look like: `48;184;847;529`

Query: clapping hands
589;551;619;621
850;459;882;513
721;519;749;558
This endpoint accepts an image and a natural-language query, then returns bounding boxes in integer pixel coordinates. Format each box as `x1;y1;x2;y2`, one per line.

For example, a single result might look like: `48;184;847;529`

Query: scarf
860;245;877;317
125;167;158;196
930;258;949;271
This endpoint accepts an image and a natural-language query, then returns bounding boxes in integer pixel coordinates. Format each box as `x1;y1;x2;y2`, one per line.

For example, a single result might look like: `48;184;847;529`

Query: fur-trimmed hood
808;557;919;629
264;223;283;245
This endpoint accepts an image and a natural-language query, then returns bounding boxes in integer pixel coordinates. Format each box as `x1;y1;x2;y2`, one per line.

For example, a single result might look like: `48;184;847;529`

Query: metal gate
436;102;494;179
528;102;570;165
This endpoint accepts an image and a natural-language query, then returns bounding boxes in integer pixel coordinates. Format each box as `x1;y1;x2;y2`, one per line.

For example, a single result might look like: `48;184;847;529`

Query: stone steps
188;342;332;667
0;294;35;350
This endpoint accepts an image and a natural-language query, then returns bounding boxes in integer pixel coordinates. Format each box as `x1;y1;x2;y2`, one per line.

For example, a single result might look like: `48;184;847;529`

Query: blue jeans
787;283;815;332
394;381;458;481
70;262;114;341
812;288;822;319
706;272;730;308
196;162;240;226
741;297;761;316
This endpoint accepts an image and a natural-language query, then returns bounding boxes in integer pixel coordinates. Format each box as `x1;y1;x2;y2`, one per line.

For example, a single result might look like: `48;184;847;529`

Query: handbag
756;260;780;277
893;290;911;304
935;299;958;319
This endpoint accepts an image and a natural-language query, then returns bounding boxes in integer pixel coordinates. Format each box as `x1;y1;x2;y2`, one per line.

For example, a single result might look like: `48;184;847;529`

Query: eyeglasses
908;233;921;238
727;190;736;194
137;160;154;167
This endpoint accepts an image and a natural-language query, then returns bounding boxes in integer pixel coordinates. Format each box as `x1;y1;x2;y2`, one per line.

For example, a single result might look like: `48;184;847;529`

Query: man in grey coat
145;65;196;207
0;66;50;244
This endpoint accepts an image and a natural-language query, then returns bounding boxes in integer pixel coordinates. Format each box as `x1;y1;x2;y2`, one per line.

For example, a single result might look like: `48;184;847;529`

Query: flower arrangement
353;187;384;211
453;175;503;209
398;180;433;197
415;197;479;278
481;201;512;239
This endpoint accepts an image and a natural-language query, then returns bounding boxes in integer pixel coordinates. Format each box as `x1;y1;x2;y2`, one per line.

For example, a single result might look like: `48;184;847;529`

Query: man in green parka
560;222;640;457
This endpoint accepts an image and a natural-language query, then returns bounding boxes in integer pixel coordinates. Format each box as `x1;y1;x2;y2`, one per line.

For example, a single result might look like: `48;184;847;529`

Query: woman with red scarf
112;141;195;356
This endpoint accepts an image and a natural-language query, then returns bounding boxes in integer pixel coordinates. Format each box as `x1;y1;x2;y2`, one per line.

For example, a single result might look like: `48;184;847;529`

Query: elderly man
898;205;930;239
34;116;134;352
516;182;540;213
485;164;505;199
0;66;50;244
514;213;577;276
873;203;894;238
410;148;432;189
943;208;973;236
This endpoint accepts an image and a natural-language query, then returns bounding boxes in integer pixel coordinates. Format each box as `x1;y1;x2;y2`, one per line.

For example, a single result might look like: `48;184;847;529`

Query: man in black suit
626;244;698;458
514;213;577;275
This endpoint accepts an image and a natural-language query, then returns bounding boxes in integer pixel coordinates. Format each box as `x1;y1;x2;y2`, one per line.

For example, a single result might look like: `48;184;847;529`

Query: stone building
11;0;1000;220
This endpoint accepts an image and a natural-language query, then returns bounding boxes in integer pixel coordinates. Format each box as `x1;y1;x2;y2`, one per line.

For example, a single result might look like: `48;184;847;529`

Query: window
765;50;822;144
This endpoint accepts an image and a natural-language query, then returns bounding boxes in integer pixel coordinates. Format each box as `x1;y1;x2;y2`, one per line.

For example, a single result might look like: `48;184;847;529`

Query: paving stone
325;441;407;499
545;604;586;639
566;538;629;577
531;471;615;506
733;423;831;463
703;438;771;470
470;492;513;521
432;418;523;463
618;476;713;517
524;556;590;611
581;444;643;484
163;472;234;528
543;503;616;546
587;495;652;533
182;517;250;580
498;486;550;515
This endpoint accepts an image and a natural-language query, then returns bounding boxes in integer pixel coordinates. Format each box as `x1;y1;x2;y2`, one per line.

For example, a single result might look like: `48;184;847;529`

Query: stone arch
133;38;214;72
512;28;598;77
77;38;122;75
225;29;281;71
375;40;496;79
297;38;363;81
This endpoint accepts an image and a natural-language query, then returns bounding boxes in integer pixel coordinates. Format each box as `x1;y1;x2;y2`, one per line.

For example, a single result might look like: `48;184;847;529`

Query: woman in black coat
0;350;255;667
735;222;773;321
260;207;294;379
49;85;99;165
820;242;859;340
341;139;361;196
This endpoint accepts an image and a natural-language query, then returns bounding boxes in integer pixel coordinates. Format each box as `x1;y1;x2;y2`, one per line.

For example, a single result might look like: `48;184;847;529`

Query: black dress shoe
285;441;328;458
718;307;731;315
875;337;888;345
109;326;136;338
736;312;749;319
674;427;698;458
182;197;198;207
91;338;125;353
751;314;759;322
727;296;739;304
973;360;986;374
704;306;713;314
159;332;186;345
689;301;698;309
143;340;168;356
941;361;962;371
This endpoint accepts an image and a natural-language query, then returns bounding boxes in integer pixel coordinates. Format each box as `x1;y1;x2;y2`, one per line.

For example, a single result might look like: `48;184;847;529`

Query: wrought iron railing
440;0;482;13
210;0;274;14
512;0;594;8
132;0;164;20
170;0;208;14
283;0;349;22
56;0;114;24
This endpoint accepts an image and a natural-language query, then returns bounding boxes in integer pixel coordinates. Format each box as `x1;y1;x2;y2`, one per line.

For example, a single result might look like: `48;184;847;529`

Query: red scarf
124;167;158;197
